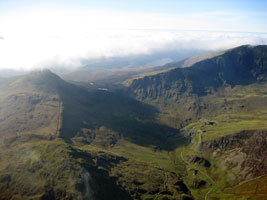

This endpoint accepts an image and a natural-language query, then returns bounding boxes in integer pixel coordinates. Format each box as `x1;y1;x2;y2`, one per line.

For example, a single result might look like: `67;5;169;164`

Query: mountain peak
9;69;65;93
27;69;61;81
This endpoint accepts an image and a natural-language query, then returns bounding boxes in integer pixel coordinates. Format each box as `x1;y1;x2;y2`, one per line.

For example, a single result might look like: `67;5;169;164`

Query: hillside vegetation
125;45;267;199
0;70;191;200
0;45;267;200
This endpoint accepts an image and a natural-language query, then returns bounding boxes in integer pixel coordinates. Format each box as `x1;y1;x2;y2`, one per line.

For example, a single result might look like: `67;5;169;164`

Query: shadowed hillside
123;45;267;199
1;45;267;200
0;70;190;200
59;82;182;150
0;71;133;200
129;45;267;98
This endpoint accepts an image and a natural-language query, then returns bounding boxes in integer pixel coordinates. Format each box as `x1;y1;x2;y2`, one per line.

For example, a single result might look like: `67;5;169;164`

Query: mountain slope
0;71;131;200
0;70;63;141
1;45;267;200
0;70;193;200
127;45;267;127
125;45;267;199
129;45;267;98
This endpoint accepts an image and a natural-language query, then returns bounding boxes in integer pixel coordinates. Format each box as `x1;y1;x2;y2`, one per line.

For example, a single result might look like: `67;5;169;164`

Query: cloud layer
0;8;267;70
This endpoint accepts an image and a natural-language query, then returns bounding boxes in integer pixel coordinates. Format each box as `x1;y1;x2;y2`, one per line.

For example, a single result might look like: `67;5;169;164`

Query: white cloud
0;8;266;70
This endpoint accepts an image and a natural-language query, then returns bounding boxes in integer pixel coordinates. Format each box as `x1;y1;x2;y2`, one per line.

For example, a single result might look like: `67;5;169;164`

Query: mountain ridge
123;45;267;199
128;45;267;99
0;45;267;200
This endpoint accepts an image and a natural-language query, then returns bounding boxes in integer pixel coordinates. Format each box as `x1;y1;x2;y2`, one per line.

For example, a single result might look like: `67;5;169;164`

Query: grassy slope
127;82;267;200
0;71;193;200
0;139;85;199
1;44;267;200
123;45;267;199
225;175;267;200
58;76;193;199
0;77;61;140
0;72;86;199
68;82;267;200
61;45;267;199
78;140;190;200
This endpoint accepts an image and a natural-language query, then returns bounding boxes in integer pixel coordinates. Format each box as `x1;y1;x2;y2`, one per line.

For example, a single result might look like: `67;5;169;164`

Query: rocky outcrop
241;130;267;177
203;130;266;151
204;129;267;178
173;180;190;194
190;179;206;189
187;155;211;167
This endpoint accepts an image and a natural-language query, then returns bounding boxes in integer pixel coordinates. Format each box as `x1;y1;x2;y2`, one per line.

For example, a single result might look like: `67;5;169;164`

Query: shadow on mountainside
69;146;133;200
59;82;183;151
129;45;267;98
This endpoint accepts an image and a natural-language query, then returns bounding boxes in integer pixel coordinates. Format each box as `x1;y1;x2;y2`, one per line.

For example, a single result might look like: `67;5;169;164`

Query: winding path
153;173;168;200
180;133;216;200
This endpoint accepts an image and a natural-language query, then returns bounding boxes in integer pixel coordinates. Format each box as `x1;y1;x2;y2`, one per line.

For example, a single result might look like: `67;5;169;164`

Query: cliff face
129;45;267;99
204;130;267;178
203;130;255;151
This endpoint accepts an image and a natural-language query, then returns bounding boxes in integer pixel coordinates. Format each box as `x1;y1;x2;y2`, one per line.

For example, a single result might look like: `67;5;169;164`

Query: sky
0;0;267;70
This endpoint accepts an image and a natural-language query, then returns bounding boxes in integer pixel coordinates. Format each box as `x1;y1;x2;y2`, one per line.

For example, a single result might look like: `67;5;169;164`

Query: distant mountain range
0;48;211;80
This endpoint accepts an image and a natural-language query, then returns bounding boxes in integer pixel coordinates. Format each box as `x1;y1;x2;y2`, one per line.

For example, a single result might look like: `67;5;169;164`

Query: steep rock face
129;45;267;99
203;130;254;151
204;130;267;178
240;131;267;177
189;179;206;189
173;180;190;194
187;156;211;167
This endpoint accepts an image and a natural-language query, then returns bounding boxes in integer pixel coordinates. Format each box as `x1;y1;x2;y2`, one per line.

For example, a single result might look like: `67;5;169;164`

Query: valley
0;45;266;200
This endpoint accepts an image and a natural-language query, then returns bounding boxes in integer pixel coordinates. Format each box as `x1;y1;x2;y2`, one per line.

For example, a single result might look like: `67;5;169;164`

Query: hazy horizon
0;0;266;71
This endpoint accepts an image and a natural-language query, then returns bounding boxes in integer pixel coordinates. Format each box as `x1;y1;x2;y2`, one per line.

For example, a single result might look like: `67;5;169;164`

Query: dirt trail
153;173;168;200
180;131;216;200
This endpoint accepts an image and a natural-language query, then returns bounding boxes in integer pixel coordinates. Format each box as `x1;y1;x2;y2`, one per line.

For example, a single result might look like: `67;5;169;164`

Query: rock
190;179;206;189
188;156;211;167
0;174;11;183
194;142;203;152
160;189;173;195
208;121;216;125
174;180;190;194
41;188;55;200
180;128;188;132
137;188;147;194
204;130;267;178
153;146;162;152
148;188;160;195
133;179;144;186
